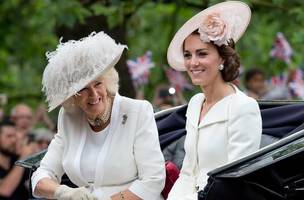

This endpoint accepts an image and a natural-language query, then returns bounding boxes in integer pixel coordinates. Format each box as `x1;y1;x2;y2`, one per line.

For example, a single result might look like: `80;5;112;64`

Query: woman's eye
95;82;103;87
79;88;87;93
198;52;207;57
183;53;191;59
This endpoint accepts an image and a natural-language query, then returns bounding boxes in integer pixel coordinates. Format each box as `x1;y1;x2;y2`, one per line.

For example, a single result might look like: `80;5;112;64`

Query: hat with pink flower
167;1;251;71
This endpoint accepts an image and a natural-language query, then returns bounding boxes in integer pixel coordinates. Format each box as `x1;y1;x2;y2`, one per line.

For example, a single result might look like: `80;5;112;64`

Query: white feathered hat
167;1;251;71
42;31;127;111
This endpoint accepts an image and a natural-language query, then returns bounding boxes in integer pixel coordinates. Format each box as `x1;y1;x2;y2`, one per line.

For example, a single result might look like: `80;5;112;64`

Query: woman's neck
201;81;235;105
87;96;113;133
90;119;110;132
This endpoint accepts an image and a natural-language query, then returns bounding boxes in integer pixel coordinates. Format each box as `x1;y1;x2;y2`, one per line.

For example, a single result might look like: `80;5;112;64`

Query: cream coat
167;86;262;200
32;94;165;200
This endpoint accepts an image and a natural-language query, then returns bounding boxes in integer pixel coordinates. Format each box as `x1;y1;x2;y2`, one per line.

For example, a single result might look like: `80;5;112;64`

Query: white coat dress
167;85;262;200
32;94;166;200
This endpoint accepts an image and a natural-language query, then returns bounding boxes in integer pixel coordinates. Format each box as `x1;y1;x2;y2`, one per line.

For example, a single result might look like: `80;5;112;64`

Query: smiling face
74;77;109;119
183;34;224;87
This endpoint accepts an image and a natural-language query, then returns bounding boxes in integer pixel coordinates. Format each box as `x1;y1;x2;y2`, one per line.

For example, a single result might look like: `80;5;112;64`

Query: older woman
166;1;262;200
31;32;165;200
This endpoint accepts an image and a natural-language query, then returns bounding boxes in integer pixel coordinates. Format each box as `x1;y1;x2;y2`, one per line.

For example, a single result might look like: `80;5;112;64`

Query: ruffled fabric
42;31;127;111
198;11;241;46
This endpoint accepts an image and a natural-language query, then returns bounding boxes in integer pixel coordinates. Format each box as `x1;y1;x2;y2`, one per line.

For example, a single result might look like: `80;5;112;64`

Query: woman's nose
88;87;98;97
190;56;199;67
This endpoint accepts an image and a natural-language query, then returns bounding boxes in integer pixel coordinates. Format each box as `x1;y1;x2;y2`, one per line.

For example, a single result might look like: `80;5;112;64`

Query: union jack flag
126;51;154;88
165;68;192;92
270;32;293;63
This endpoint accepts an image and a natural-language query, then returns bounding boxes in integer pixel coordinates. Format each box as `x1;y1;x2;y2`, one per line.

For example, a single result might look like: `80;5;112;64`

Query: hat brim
47;46;125;112
167;1;251;71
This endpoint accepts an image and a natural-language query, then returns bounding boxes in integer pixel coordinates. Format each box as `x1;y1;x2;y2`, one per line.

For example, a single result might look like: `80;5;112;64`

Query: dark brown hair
244;68;265;89
0;120;15;134
184;30;240;82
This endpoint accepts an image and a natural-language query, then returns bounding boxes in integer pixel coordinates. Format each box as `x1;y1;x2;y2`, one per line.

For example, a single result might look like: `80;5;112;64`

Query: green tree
0;0;91;111
1;0;304;113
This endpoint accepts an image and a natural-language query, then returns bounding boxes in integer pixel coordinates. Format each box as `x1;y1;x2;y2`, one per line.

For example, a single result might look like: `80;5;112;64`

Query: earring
218;64;224;71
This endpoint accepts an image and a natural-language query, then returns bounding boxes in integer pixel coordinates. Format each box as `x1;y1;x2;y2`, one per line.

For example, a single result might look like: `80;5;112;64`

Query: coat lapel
186;85;242;129
186;93;204;129
198;96;231;128
63;109;89;186
74;122;89;185
185;93;230;128
198;84;240;128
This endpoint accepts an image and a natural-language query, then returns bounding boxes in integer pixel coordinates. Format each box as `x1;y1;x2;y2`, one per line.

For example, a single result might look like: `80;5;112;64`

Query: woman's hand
54;185;97;200
34;104;56;131
111;190;142;200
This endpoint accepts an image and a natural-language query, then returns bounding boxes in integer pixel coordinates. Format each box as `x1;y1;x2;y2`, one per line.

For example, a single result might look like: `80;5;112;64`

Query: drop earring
218;64;224;71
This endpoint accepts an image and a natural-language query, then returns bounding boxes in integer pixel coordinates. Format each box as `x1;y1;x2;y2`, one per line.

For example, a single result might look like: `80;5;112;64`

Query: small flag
126;51;155;88
165;68;192;92
270;32;293;63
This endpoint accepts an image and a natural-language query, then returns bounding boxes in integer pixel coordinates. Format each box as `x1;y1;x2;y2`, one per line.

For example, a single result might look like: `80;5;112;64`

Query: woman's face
183;34;224;87
75;78;108;119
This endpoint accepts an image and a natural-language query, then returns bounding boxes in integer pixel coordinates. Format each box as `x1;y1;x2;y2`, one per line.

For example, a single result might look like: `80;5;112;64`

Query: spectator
11;104;54;154
153;85;175;111
10;104;35;154
0;120;36;200
244;68;267;99
34;104;56;132
32;128;54;151
10;104;34;139
10;104;37;156
243;68;297;100
153;84;187;111
11;104;34;136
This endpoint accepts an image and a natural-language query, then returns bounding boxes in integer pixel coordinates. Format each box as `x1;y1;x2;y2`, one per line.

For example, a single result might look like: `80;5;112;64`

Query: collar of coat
186;84;241;128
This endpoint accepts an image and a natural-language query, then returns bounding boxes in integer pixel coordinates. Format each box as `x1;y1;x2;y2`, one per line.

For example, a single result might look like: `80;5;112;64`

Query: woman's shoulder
188;93;204;106
118;95;153;113
58;107;84;127
230;89;260;114
233;89;258;106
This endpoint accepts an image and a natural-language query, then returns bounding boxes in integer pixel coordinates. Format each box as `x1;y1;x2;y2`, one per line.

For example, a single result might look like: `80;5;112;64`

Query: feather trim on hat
42;31;127;111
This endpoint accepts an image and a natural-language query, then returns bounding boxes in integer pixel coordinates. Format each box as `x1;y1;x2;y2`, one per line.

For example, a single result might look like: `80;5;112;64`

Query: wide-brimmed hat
42;31;127;111
167;1;251;71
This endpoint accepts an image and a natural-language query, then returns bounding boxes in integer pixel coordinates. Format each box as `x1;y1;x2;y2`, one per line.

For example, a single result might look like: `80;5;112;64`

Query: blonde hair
100;67;119;96
62;67;119;111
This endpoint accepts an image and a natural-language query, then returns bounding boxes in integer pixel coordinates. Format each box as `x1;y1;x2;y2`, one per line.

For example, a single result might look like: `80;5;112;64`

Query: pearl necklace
87;97;112;127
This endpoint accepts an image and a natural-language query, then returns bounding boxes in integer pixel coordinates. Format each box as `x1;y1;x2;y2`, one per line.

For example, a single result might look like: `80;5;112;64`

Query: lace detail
87;97;112;127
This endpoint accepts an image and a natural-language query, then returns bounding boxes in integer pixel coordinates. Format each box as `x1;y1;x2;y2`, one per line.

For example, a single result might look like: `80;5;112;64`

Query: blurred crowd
0;66;303;199
152;67;304;112
243;67;304;100
0;103;55;199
